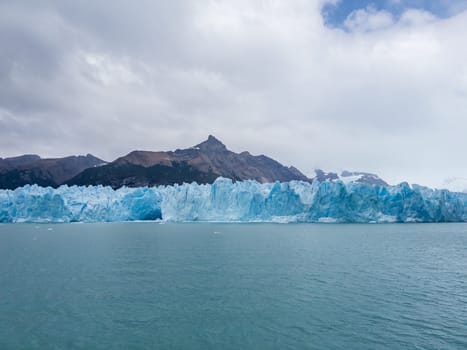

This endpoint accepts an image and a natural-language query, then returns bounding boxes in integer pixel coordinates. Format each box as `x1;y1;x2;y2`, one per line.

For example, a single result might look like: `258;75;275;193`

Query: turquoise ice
1;178;466;223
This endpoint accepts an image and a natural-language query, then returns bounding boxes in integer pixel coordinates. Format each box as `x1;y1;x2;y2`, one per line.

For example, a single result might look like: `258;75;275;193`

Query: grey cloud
0;0;466;188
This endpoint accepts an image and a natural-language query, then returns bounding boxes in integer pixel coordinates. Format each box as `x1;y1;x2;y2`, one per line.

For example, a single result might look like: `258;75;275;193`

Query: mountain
312;169;389;186
0;136;393;190
0;154;41;169
313;169;339;182
0;154;105;189
338;171;389;186
66;135;311;188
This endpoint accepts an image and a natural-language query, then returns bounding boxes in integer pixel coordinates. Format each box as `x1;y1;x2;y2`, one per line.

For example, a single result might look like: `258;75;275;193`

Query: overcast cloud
0;0;466;187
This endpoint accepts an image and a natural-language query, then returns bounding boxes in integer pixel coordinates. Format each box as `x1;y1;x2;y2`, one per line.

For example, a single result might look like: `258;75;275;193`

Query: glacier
1;178;467;223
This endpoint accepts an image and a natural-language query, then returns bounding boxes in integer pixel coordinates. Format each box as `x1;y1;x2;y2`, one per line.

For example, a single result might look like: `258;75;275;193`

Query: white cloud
344;6;395;32
399;9;437;25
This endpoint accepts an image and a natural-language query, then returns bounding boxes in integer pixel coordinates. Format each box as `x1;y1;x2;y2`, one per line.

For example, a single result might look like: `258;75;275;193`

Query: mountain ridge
0;154;105;190
66;135;311;188
0;136;391;189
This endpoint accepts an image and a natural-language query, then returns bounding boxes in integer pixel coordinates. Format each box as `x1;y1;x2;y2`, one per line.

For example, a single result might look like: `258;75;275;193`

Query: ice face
0;185;162;223
0;178;466;223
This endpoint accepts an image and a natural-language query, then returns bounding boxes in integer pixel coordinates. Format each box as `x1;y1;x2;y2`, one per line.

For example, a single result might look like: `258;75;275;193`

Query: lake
0;223;466;349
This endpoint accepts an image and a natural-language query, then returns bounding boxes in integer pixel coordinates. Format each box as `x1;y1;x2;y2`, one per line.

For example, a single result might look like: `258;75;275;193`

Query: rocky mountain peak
195;135;227;152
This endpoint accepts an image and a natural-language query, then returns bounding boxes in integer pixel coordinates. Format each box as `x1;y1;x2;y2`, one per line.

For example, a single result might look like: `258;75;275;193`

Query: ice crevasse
0;177;466;223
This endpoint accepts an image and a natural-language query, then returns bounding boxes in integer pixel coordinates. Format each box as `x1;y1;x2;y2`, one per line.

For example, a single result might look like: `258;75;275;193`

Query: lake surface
0;223;466;349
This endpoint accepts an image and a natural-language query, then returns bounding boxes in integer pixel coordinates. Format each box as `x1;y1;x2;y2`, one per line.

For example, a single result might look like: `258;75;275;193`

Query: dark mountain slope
67;135;311;188
0;154;105;189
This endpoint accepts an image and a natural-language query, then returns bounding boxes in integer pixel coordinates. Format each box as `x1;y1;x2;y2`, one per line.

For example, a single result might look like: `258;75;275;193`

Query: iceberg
0;178;466;223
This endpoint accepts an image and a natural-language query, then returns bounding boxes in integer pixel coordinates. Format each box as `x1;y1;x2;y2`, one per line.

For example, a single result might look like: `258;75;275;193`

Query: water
0;223;466;349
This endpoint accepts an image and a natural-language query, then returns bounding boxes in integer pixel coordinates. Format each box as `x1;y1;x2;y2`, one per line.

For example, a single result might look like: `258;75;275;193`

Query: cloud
0;0;466;187
344;5;395;32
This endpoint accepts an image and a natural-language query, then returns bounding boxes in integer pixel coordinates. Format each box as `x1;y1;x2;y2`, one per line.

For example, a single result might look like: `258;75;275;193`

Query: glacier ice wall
159;178;467;223
0;185;162;223
1;178;466;223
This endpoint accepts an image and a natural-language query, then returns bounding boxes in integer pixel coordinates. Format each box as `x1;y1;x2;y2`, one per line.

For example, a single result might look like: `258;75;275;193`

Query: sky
1;0;467;187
